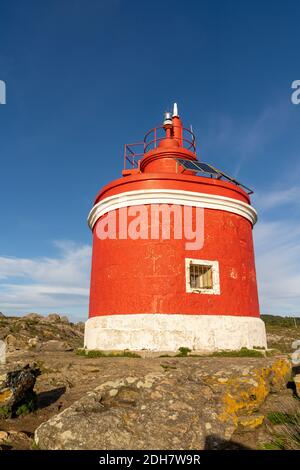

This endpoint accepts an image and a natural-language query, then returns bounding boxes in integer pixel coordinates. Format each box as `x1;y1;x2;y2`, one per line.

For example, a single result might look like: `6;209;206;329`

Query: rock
0;313;84;354
60;316;69;324
25;313;42;320
5;334;19;351
0;430;31;446
0;431;8;441
28;337;39;349
294;374;300;398
44;314;61;323
0;364;40;411
238;415;264;431
8;430;31;441
40;340;72;352
35;373;207;450
291;348;300;366
34;358;291;450
291;340;300;350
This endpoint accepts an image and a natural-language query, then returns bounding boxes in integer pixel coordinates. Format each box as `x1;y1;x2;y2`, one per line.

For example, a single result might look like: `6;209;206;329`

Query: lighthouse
84;104;267;352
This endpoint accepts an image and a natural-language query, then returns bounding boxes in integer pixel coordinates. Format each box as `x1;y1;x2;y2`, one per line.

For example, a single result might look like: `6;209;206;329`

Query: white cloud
254;187;300;316
253;186;300;212
0;241;91;320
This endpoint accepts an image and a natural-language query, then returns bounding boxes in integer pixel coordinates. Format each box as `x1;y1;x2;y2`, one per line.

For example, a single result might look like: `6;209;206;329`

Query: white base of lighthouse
84;314;267;352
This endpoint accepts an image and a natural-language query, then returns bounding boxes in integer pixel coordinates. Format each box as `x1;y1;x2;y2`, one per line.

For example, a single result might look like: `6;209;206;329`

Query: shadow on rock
37;387;66;409
204;434;252;450
292;365;300;375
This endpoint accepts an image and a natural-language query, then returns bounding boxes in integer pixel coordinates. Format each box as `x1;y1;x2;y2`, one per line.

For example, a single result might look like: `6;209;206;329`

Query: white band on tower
88;188;257;229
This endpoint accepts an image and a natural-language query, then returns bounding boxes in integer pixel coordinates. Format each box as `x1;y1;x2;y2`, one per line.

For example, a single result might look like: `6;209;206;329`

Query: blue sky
0;0;300;320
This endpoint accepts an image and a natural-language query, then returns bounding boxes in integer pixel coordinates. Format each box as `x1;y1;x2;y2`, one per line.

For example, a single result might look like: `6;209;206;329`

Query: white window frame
185;258;220;295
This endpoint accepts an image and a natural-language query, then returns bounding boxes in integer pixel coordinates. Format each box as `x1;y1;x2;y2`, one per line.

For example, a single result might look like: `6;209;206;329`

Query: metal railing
123;125;196;170
144;125;196;153
123;142;144;169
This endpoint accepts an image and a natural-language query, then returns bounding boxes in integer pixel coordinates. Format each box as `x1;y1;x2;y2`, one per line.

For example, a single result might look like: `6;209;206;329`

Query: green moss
176;347;192;357
0;391;37;419
15;390;37;416
209;347;264;357
161;346;264;358
16;402;33;416
159;347;193;358
76;349;140;358
0;406;12;419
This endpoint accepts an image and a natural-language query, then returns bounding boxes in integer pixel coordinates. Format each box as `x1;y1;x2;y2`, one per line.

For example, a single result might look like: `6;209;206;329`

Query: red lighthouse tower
85;104;267;352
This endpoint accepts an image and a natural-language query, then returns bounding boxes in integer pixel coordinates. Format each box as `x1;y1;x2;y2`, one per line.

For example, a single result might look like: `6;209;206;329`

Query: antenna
172;102;179;117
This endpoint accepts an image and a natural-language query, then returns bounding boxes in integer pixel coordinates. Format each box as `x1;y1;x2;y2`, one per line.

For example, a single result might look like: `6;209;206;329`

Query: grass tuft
210;347;264;358
176;347;192;357
262;399;300;450
76;349;140;358
267;412;298;425
0;390;37;419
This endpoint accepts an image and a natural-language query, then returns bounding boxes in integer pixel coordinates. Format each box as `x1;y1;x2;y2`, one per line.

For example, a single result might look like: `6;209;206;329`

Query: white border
185;258;220;295
88;189;257;229
84;314;267;352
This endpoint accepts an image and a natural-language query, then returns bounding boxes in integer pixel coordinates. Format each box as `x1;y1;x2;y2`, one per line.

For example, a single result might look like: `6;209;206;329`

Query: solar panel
176;159;201;172
174;158;253;194
197;162;220;175
177;158;219;175
176;159;210;174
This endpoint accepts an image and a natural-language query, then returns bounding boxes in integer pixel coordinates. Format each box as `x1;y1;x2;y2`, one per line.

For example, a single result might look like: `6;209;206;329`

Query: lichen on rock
34;357;291;450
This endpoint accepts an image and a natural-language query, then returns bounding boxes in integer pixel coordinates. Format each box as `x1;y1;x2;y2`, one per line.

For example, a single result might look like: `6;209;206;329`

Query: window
185;258;220;295
190;264;213;289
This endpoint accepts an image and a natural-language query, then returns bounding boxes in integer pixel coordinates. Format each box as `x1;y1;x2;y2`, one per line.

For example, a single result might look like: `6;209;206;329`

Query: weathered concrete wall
84;314;267;351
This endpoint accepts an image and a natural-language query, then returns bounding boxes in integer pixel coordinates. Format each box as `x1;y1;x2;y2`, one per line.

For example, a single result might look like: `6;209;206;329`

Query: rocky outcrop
34;357;291;450
0;314;84;353
0;364;40;416
39;340;73;352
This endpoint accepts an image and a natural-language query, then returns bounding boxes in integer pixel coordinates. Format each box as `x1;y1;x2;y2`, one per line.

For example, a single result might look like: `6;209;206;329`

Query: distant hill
261;314;300;328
